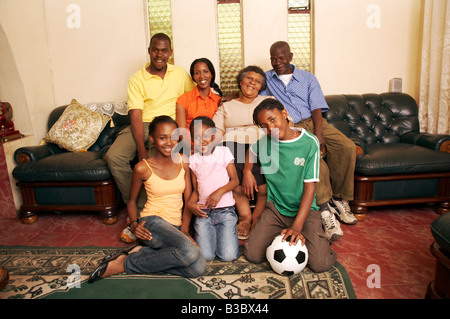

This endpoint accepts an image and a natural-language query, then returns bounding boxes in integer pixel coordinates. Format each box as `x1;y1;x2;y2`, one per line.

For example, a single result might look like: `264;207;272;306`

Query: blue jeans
123;216;206;278
194;206;239;262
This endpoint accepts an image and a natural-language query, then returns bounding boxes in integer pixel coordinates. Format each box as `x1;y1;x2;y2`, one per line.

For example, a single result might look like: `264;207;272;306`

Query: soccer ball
266;235;308;276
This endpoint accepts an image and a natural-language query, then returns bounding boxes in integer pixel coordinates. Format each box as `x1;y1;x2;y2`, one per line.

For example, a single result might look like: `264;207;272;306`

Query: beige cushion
44;99;110;152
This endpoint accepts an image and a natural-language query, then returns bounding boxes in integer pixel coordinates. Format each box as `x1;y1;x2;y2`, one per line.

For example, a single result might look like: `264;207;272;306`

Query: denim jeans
194;206;240;262
123;216;206;278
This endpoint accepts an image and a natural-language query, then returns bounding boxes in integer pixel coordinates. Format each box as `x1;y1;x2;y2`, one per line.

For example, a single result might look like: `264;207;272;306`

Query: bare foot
237;222;251;240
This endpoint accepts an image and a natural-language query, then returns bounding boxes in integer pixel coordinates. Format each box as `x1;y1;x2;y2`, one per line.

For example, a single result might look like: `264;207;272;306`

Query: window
288;0;312;72
148;0;174;64
217;0;243;96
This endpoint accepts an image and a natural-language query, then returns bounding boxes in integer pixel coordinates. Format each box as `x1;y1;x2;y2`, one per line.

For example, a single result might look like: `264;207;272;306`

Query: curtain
419;0;450;134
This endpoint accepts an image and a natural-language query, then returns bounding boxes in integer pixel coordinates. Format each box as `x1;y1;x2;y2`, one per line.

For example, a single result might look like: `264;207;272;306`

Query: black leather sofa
324;93;450;220
12;105;130;224
11;93;450;224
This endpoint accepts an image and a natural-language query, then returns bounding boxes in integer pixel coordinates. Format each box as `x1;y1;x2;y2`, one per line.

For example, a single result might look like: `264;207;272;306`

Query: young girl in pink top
187;116;240;261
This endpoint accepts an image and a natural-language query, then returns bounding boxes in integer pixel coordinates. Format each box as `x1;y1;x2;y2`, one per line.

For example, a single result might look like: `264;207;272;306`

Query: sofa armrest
401;132;450;153
99;145;111;160
14;143;65;164
400;132;422;145
351;137;367;155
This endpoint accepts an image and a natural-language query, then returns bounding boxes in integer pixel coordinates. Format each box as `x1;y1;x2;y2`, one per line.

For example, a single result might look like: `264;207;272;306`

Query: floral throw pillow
44;99;110;152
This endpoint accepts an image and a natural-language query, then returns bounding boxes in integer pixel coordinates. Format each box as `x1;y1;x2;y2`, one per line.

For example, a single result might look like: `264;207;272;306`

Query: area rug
0;246;356;299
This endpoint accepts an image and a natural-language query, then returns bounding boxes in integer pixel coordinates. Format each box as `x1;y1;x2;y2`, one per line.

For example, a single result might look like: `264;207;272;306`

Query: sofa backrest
324;93;420;145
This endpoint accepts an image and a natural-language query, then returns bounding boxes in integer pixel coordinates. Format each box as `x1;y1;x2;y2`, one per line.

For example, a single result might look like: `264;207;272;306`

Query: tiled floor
0;204;440;299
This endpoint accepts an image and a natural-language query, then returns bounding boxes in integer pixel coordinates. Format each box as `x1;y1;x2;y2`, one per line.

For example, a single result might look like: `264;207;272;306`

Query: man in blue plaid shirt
260;41;358;241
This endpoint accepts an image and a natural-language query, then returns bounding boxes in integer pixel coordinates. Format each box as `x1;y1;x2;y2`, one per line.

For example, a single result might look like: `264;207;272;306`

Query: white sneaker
329;199;358;225
321;209;343;241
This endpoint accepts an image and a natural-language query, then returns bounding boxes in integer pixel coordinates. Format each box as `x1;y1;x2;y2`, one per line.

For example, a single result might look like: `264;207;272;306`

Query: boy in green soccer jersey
242;98;337;272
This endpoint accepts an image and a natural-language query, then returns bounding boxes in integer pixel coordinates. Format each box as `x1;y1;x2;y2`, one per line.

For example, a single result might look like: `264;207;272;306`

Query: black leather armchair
12;105;130;224
324;93;450;220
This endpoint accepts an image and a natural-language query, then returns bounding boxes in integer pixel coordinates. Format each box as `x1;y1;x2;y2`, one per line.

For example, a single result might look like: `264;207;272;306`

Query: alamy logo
294;157;305;166
366;4;381;29
66;4;81;29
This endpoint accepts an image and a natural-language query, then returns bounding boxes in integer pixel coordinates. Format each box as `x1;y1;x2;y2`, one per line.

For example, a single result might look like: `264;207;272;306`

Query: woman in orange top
176;58;222;137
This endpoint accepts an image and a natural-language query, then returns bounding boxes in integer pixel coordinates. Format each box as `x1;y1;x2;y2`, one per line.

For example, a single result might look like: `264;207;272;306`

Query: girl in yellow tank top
140;157;185;226
89;115;205;283
127;117;192;239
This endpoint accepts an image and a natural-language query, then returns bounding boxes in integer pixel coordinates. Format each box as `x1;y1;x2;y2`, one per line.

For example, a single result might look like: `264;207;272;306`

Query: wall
44;0;149;106
171;0;220;81
314;0;423;99
0;0;51;142
241;0;288;71
0;0;149;145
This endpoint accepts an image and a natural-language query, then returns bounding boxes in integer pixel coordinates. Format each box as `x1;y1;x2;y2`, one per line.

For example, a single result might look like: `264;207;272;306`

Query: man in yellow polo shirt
106;33;194;213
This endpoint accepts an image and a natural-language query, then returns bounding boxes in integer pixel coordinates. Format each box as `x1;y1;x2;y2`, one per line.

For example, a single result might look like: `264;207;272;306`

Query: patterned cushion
44;99;110;152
